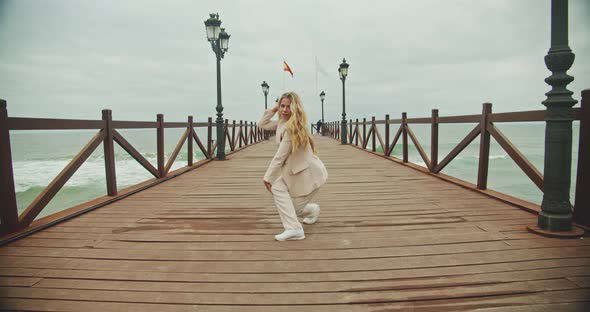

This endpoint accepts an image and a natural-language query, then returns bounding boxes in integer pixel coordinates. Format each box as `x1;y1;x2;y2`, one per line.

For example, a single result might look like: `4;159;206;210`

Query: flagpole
315;56;318;96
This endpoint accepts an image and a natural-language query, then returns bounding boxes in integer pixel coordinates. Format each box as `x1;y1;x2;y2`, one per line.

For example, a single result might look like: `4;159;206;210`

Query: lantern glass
219;28;230;51
339;58;349;78
261;81;269;94
340;66;348;78
204;14;221;41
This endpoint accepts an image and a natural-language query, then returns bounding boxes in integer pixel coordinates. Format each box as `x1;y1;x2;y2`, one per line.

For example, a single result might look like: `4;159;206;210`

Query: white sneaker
303;204;320;225
274;229;305;241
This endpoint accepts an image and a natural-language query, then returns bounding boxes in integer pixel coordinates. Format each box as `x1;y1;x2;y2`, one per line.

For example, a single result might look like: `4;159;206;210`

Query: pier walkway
1;136;589;311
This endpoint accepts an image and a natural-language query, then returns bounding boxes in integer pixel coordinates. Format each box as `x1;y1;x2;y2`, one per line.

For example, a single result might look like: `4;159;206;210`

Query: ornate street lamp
319;91;325;135
530;0;582;236
204;13;230;160
339;58;349;144
261;81;269;109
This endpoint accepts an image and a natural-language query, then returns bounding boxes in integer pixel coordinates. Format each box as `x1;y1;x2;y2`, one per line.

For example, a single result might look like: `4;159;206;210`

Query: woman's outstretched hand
263;180;272;193
271;102;279;113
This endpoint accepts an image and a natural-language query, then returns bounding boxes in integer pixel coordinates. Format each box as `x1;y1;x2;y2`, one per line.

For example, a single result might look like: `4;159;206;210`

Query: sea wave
12;157;195;193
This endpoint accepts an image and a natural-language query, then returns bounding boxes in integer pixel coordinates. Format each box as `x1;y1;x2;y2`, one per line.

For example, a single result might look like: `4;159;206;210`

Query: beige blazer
259;109;328;197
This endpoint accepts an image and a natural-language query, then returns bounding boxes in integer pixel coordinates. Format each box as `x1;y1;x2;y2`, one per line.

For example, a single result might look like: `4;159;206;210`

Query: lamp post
261;81;269;109
532;0;581;235
204;13;230;160
339;58;349;144
319;91;325;135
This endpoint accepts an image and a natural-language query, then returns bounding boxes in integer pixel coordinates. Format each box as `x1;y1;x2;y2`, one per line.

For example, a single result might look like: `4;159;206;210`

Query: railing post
362;118;367;149
574;89;589;227
349;119;353;143
102;109;117;196
402;112;408;162
431;109;439;172
188;116;193;166
224;119;229;149
371;116;376;152
477;103;492;190
0;100;20;233
207;117;212;158
355;119;359;146
385;114;390;156
157;114;165;178
254;122;258;142
231;120;236;151
239;120;243;148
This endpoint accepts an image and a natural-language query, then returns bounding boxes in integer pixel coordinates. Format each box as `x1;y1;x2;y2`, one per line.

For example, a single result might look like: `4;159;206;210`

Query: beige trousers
271;177;319;230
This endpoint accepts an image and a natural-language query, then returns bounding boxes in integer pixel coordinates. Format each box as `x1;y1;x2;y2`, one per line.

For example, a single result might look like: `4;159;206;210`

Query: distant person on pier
258;92;328;241
316;120;323;134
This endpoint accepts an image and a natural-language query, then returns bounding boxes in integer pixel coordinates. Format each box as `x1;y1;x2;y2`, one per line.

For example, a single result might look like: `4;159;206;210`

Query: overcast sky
1;0;588;124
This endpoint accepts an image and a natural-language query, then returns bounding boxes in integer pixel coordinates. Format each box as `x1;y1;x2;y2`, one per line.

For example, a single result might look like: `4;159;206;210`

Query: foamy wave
472;154;508;160
12;157;192;193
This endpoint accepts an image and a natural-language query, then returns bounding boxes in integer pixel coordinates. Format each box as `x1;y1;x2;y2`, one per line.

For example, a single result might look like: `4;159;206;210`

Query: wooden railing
324;92;589;228
0;101;269;238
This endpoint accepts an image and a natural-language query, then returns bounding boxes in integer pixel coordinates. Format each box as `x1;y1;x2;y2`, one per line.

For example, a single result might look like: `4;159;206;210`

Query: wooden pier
1;135;589;311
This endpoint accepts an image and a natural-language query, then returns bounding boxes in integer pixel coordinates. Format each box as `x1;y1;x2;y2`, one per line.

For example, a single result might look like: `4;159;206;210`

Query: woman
258;92;328;241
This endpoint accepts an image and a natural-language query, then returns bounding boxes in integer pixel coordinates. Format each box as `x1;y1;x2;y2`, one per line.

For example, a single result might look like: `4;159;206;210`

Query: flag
283;61;294;77
315;57;329;77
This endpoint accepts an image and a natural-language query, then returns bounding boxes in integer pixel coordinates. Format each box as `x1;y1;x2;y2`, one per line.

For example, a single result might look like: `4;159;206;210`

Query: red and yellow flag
283;61;294;77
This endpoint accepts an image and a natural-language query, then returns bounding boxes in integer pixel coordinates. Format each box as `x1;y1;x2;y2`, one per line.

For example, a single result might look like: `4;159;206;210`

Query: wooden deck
0;136;589;311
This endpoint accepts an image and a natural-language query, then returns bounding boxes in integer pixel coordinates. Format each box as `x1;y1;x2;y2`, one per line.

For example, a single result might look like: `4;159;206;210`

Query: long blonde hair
279;92;316;154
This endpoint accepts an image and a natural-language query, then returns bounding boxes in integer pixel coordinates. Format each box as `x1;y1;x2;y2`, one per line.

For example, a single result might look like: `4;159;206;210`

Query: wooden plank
102;110;117;196
0;241;517;261
477;103;492;189
191;128;208;159
406;124;431;170
434;124;480;173
431;109;439;172
12;258;590;283
374;123;385;154
156;114;165;177
574;90;589;227
7;117;104;130
162;122;188;128
0;276;41;287
18;130;105;226
0;279;579;305
387;125;402;156
113;130;158;178
437;114;481;124
30;246;590;273
31;266;590;294
0;299;350;312
164;128;189;175
111;120;158;129
0;100;19;234
488;123;544;191
1;297;589;312
489;110;545;123
405;117;431;124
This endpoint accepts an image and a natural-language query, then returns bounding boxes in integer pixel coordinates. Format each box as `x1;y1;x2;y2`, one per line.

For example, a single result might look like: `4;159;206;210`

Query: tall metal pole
215;50;225;160
341;78;347;144
537;0;577;232
264;93;268;110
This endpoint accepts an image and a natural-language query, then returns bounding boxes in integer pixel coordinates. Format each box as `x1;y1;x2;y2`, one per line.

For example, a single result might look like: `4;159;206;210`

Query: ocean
9;123;580;221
